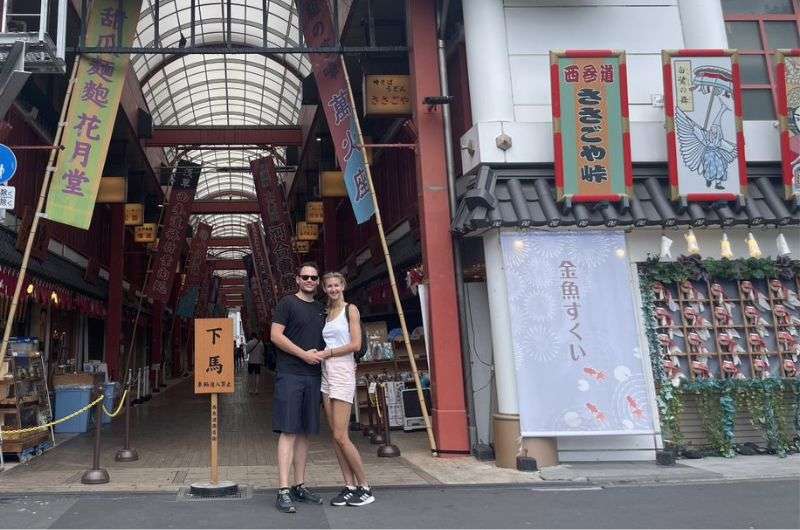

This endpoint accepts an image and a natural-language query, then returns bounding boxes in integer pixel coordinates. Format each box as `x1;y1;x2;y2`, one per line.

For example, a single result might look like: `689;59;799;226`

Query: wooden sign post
191;318;237;497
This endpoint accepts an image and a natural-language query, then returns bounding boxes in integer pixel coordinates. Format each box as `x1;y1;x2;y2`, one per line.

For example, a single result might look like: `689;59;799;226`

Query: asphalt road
0;479;798;529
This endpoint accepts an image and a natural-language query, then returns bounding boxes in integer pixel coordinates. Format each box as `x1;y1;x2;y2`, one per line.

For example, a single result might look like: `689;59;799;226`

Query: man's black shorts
247;363;261;375
272;372;321;435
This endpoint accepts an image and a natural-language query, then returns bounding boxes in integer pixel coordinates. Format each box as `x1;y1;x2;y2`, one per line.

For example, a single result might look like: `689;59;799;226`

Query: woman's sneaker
276;489;296;513
330;486;357;506
290;483;323;505
346;486;375;507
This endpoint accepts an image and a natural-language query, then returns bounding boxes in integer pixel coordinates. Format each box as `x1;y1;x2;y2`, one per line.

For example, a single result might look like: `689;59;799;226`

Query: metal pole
56;0;66;59
376;383;400;457
81;386;110;484
115;369;138;461
436;1;479;454
38;0;48;44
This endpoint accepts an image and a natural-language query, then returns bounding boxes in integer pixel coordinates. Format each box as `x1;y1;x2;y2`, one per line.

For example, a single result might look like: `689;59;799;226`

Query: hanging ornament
720;233;733;259
660;235;673;259
684;229;700;256
776;233;791;256
746;232;762;258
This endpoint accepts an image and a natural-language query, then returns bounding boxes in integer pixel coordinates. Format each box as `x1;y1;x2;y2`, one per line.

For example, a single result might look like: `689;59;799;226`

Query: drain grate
176;484;253;502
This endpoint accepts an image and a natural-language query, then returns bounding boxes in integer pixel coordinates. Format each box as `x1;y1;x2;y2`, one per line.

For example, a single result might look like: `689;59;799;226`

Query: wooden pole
0;59;79;376
210;392;219;484
342;67;438;456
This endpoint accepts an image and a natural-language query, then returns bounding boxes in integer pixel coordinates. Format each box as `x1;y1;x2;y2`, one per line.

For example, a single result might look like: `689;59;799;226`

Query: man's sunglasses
299;275;319;281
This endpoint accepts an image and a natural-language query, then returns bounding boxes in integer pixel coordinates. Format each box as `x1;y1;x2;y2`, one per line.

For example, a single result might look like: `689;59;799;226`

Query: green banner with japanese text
45;0;141;229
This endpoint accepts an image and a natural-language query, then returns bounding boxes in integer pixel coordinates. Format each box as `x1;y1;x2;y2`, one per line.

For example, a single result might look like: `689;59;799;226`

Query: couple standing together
270;262;374;513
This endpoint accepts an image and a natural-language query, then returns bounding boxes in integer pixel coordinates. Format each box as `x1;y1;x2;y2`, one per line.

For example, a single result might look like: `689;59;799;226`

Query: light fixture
615;248;626;259
26;283;33;295
660;235;673;259
50;291;59;305
746;232;762;258
315;136;322;142
513;239;525;252
720;233;733;260
777;233;792;256
684;229;700;256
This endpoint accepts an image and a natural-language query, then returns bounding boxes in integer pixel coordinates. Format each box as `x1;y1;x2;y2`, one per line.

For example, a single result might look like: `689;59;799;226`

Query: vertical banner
550;50;632;203
250;157;299;297
299;0;376;223
145;163;201;303
245;223;272;328
662;50;746;201
196;269;213;318
242;254;262;332
776;50;800;200
175;223;212;318
500;231;655;437
45;0;142;229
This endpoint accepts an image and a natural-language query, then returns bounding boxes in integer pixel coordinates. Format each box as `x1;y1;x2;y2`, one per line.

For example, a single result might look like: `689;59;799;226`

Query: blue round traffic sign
0;144;17;185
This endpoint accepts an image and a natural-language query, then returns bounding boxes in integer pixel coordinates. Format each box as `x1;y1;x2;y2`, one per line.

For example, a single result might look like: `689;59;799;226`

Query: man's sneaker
276;489;296;513
346;486;375;507
290;483;323;505
330;486;356;506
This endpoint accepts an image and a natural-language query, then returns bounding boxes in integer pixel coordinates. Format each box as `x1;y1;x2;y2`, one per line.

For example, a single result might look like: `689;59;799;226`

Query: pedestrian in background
245;334;265;395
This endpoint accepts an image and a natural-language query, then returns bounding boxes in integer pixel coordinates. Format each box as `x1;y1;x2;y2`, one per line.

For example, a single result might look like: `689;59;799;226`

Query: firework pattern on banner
500;231;656;436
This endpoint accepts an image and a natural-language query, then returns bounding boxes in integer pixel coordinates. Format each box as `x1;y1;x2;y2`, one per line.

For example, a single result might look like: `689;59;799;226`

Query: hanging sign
176;222;212;318
294;240;311;254
776;50;800;200
194;318;234;394
363;75;412;116
145;162;201;303
245;225;272;326
305;201;324;223
124;203;144;225
250;156;299;298
320;170;346;198
500;231;655;437
0;185;15;209
95;176;127;203
296;221;319;241
243;253;268;330
0;144;18;184
44;0;143;229
550;50;632;203
662;50;746;201
300;0;376;224
134;222;157;243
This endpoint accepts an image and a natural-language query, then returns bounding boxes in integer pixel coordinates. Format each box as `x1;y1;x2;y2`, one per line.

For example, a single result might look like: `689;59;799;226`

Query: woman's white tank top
322;306;352;353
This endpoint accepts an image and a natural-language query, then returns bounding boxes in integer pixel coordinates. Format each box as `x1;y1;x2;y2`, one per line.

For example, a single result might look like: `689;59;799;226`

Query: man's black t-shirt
271;294;326;376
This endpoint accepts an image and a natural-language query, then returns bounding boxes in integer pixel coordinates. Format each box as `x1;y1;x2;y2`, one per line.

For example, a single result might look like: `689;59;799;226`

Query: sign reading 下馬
305;201;324;224
663;50;747;201
776;50;800;200
0;185;15;209
363;75;412;116
134;223;156;243
194;318;234;394
550;50;632;203
44;0;142;229
145;162;201;303
250;157;299;298
299;0;375;224
175;222;212;318
124;203;143;225
500;231;655;437
0;144;18;185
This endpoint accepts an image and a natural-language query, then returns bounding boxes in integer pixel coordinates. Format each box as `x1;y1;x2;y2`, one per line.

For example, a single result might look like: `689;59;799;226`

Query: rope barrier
101;389;128;418
0;394;105;436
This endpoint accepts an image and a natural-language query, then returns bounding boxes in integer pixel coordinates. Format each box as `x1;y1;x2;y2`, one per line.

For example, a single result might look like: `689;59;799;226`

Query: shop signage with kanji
550;50;632;203
250;157;299;298
0;185;15;209
246;222;275;324
300;0;376;224
305;201;324;223
44;0;143;229
194;318;234;394
95;176;126;203
363;75;412;116
294;240;311;254
242;253;267;330
662;50;747;201
134;223;156;243
320;170;346;197
176;222;212;318
145;162;201;303
124;203;143;225
776;49;800;200
296;221;319;241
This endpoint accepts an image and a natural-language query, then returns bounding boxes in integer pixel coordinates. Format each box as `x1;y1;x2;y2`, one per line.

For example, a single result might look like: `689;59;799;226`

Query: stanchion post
116;369;138;462
81;385;110;484
377;383;400;457
369;384;385;445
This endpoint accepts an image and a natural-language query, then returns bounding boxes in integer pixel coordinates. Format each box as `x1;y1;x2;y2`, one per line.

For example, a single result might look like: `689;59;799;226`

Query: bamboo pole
342;67;438;455
0;59;80;377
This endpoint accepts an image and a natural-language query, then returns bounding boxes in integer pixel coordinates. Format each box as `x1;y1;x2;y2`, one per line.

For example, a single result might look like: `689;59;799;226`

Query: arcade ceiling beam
209;259;245;270
208;237;250;247
191;201;260;214
146;126;303;147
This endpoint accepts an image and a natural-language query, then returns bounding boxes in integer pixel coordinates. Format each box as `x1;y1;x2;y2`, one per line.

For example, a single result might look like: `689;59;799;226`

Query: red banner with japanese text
250;157;299;298
145;163;201;303
246;222;272;329
175;222;212;318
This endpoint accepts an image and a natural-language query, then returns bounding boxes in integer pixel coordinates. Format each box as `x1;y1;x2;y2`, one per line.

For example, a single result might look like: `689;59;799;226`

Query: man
244;334;264;394
270;262;327;514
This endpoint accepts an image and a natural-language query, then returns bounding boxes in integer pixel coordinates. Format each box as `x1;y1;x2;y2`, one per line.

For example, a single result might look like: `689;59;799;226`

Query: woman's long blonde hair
322;271;347;311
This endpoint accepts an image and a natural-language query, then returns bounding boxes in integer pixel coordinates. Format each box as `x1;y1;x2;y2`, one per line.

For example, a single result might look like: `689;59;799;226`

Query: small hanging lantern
776;233;792;256
746;232;762;258
660;235;673;259
684;229;700;256
720;233;733;260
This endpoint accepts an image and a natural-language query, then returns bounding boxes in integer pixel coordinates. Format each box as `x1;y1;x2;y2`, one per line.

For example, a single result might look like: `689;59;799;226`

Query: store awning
452;165;800;236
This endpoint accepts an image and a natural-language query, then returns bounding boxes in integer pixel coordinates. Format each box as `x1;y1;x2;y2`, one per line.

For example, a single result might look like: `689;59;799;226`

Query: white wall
460;0;783;173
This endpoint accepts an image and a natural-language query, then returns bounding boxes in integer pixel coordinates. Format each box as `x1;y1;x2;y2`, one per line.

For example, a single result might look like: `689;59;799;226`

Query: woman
320;271;375;507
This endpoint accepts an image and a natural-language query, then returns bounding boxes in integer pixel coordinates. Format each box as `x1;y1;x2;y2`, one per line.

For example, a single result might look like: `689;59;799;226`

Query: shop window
724;0;800;119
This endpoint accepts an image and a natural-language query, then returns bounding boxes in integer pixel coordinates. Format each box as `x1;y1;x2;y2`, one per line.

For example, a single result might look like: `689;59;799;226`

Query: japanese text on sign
195;318;234;394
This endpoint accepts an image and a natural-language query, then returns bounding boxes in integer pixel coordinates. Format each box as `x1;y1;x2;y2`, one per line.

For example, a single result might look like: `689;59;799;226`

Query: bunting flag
45;0;142;229
175;222;212;318
250;157;299;297
145;162;201;303
299;0;375;223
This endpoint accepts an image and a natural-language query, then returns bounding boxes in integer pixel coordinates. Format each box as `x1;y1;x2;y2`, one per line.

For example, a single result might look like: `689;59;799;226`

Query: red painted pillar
406;0;469;453
104;204;124;381
322;198;340;271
